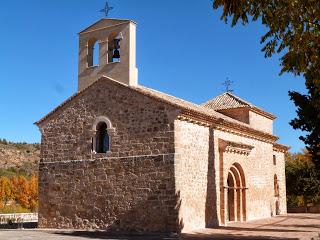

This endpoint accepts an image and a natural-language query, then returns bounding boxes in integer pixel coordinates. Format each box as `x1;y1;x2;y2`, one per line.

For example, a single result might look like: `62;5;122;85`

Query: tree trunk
303;195;308;213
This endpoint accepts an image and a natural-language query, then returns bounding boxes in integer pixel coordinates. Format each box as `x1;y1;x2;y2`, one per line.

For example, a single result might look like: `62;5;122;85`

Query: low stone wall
0;213;38;224
0;213;38;229
288;207;320;213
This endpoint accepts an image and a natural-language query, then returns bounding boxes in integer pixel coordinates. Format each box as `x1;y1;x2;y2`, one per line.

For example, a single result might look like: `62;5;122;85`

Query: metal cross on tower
100;1;114;18
222;78;234;93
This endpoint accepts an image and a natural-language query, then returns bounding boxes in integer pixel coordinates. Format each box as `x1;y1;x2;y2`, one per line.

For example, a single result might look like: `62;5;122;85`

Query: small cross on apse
222;78;234;93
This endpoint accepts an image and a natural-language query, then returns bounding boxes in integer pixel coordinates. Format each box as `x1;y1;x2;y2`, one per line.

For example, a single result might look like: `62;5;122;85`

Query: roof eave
273;142;291;152
35;76;280;144
250;107;276;120
78;18;136;35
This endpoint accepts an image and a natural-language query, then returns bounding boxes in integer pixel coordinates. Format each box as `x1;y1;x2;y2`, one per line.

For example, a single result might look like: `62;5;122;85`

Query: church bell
112;32;123;59
112;49;120;59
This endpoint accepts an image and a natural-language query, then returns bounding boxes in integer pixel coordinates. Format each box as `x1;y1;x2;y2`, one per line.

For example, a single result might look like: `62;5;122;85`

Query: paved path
183;214;320;240
0;214;319;240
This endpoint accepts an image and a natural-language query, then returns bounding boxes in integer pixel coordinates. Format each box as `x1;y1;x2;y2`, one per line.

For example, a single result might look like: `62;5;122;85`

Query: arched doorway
226;163;246;222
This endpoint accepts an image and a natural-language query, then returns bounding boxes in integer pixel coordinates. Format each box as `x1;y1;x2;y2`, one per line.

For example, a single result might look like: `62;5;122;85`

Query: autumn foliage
0;174;38;212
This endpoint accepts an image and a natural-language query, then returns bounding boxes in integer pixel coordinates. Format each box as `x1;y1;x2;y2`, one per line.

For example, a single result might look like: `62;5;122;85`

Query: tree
212;0;320;167
286;151;320;211
11;176;30;209
0;177;13;207
28;174;38;212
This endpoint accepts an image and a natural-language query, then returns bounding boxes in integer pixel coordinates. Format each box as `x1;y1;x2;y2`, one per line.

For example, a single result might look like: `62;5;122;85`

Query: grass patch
0;204;31;214
0;162;38;178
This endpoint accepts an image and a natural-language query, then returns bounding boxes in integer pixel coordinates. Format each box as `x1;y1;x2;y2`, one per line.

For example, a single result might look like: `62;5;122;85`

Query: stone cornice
213;119;278;143
273;143;290;153
178;112;278;144
250;107;276;120
218;139;254;156
177;115;211;127
39;153;175;165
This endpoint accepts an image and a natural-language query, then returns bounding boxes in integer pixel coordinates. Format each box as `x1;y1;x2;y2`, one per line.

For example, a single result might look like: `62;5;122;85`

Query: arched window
87;38;99;67
92;116;113;154
95;122;109;153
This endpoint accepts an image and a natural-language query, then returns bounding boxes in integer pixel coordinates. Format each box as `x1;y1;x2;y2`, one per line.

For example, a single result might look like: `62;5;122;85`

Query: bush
0;204;31;214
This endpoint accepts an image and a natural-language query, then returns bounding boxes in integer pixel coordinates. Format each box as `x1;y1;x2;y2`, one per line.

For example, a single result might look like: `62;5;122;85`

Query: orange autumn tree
0;177;13;208
11;176;29;208
28;174;38;212
10;175;38;212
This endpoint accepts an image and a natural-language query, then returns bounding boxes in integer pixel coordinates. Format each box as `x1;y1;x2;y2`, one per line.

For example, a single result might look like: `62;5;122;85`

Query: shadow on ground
219;226;311;233
53;230;299;240
182;232;299;240
51;214;320;240
53;231;175;239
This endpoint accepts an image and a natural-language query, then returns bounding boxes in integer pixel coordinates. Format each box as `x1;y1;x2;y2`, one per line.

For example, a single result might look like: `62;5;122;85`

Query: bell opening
112;49;120;62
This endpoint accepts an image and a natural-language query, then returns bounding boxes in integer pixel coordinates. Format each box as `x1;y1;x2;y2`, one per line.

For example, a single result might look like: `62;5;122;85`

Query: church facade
36;18;289;233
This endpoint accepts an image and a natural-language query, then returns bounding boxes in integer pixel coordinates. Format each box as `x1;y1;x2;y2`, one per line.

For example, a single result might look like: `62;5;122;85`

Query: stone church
36;18;289;233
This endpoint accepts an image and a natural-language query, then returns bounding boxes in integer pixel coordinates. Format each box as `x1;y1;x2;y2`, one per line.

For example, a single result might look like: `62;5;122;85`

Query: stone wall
249;111;273;134
288;207;320;213
213;130;287;224
272;150;287;215
174;120;217;232
38;79;180;233
218;108;249;124
39;79;177;163
215;109;273;134
38;154;177;232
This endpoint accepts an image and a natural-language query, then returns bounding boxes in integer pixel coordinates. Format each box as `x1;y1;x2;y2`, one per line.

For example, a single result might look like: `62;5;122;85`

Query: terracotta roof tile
202;92;251;110
134;85;227;121
35;77;279;143
202;92;276;120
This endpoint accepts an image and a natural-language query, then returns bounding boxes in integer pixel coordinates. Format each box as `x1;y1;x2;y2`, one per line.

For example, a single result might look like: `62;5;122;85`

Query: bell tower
78;18;138;91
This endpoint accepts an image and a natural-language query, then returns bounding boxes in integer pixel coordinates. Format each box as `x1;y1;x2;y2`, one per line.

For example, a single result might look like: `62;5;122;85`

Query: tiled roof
202;92;251;110
133;85;242;124
35;76;281;144
202;92;276;120
35;77;245;126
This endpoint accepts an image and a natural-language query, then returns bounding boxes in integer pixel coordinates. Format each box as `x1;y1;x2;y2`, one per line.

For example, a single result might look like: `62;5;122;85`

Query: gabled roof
35;76;279;144
79;18;136;34
35;76;232;126
202;92;276;120
202;92;251;110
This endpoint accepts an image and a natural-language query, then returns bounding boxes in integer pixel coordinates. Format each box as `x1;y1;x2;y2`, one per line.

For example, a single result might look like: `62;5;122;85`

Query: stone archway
226;163;246;222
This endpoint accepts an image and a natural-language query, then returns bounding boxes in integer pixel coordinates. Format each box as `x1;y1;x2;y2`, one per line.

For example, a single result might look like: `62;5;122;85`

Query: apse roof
202;92;276;120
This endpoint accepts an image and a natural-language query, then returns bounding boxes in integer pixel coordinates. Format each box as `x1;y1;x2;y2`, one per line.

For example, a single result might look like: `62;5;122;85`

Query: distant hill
0;139;40;177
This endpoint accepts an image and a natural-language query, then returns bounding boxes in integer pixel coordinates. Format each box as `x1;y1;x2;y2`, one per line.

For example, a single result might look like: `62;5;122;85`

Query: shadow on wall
52;191;184;238
39;154;186;234
205;129;219;227
100;190;184;234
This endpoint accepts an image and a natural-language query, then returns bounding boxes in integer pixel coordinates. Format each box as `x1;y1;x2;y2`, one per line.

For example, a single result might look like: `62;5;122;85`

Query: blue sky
0;0;306;152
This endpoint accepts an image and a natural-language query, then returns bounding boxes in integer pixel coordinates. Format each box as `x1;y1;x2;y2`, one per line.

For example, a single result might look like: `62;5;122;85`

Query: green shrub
0;204;31;214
